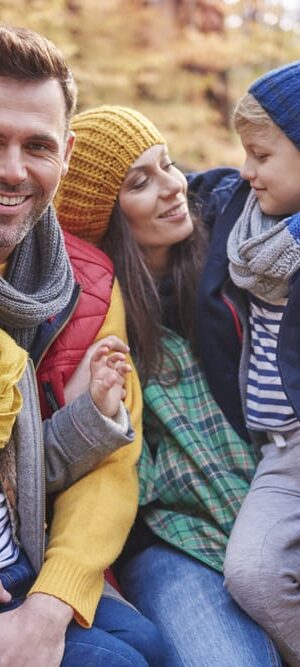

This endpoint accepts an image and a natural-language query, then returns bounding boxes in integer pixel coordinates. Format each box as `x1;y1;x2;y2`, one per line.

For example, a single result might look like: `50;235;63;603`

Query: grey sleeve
43;391;134;494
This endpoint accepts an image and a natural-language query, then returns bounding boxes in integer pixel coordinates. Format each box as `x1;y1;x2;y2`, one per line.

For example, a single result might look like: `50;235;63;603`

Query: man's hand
0;593;73;667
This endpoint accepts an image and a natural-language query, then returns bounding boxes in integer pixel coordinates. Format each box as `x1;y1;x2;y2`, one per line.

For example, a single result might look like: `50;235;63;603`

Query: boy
189;61;300;667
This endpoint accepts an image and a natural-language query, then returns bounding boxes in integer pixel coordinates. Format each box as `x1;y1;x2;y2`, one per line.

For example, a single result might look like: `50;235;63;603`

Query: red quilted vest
37;230;114;418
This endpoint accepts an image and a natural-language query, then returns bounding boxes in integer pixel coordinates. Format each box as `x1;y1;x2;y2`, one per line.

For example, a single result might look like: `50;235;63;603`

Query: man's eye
27;143;47;151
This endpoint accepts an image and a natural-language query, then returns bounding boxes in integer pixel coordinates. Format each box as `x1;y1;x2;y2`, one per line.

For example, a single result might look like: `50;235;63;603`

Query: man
0;24;164;667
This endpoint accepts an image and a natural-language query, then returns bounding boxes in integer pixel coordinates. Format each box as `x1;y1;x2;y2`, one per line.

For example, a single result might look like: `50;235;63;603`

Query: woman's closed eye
126;156;178;191
131;175;149;190
162;160;176;171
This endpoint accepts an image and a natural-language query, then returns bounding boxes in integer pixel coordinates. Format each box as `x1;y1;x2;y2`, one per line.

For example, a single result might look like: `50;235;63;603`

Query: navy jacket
188;168;300;442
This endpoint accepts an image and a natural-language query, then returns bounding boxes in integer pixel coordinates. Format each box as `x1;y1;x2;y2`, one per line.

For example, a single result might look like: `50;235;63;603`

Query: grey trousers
224;429;300;667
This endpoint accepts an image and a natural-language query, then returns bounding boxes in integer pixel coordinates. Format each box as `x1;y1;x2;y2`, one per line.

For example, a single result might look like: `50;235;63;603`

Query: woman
55;106;282;666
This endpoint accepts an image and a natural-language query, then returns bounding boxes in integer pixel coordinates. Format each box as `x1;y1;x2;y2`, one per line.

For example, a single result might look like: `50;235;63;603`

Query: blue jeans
0;550;165;666
62;591;165;666
0;548;36;610
118;542;283;667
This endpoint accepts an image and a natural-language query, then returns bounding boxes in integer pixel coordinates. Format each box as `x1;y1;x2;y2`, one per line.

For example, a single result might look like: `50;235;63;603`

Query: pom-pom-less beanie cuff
249;60;300;149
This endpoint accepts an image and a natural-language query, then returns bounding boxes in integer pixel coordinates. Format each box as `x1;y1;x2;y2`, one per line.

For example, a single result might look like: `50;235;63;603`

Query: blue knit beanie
249;61;300;149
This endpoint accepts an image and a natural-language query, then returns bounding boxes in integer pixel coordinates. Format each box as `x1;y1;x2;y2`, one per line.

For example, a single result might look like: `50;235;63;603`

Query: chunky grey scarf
227;190;300;300
0;204;75;351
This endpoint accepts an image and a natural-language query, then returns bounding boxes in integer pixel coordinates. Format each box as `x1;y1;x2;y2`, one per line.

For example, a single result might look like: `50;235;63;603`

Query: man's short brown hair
0;24;77;127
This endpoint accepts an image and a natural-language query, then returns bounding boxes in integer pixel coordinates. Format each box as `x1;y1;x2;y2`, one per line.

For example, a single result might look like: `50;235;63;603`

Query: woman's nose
161;171;182;197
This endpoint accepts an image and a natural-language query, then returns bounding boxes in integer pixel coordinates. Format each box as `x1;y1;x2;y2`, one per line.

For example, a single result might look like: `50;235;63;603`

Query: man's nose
0;146;27;185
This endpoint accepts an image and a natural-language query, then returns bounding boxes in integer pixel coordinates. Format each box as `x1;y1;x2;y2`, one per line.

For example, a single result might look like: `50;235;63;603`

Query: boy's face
239;124;300;217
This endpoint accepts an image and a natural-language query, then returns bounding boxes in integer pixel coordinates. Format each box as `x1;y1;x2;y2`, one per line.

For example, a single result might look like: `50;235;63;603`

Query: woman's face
119;144;193;272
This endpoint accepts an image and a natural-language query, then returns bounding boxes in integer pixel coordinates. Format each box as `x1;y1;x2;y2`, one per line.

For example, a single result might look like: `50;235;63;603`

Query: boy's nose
240;157;255;182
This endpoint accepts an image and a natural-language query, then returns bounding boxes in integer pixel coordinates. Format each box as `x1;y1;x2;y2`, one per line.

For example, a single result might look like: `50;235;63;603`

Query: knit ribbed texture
0;205;75;351
29;555;105;627
227;189;300;300
55;105;166;244
249;61;300;149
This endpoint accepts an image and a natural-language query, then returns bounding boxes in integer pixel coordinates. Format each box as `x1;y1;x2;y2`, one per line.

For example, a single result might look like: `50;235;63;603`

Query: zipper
42;381;60;413
35;285;82;371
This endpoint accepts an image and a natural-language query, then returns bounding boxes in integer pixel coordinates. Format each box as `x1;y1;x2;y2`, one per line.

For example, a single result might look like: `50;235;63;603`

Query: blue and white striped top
0;490;19;569
246;294;298;432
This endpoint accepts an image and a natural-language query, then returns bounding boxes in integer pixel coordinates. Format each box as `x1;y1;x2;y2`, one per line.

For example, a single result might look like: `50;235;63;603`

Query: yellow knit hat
55;105;166;244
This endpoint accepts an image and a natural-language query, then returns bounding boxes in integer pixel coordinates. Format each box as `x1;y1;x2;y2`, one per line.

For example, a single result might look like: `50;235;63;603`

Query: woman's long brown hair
101;196;207;386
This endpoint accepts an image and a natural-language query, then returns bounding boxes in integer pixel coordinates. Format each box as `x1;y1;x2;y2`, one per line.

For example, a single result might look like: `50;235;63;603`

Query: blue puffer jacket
188;168;300;443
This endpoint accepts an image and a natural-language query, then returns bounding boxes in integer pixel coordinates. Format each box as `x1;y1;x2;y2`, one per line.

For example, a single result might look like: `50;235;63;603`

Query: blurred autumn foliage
1;0;300;168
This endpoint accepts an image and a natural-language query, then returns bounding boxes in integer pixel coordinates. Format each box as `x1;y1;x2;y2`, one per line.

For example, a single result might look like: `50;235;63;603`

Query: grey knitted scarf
0;204;75;351
227;190;300;300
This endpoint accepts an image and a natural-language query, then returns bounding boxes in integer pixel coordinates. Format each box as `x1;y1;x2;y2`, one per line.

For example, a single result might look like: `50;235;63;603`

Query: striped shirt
0;490;19;569
246;294;298;432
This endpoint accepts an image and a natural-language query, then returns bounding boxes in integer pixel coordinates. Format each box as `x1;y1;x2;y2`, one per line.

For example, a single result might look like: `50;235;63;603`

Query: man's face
0;76;74;262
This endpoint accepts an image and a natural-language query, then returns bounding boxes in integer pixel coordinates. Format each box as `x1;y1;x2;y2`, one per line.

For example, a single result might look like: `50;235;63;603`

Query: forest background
2;0;300;170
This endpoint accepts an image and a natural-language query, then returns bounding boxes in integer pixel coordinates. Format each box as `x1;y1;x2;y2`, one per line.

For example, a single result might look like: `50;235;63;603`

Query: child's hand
64;335;130;406
89;343;132;417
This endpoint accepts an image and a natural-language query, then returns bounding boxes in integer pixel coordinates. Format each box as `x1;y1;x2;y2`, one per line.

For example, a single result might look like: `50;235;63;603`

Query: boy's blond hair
233;92;277;135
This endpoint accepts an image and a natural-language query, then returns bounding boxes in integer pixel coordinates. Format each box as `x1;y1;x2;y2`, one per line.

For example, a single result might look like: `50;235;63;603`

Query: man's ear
61;131;75;177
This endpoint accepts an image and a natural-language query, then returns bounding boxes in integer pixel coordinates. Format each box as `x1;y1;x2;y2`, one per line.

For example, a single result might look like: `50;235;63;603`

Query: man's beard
0;199;49;249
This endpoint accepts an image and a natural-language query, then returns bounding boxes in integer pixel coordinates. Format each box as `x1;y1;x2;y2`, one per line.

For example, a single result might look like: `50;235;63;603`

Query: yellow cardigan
29;278;143;627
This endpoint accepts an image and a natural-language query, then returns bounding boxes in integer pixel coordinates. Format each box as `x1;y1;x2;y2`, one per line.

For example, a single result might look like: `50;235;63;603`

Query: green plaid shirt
138;329;257;573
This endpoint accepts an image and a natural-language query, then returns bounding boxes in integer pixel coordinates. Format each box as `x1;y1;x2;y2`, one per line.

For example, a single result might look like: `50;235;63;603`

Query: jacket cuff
90;395;130;434
28;556;104;627
70;390;133;441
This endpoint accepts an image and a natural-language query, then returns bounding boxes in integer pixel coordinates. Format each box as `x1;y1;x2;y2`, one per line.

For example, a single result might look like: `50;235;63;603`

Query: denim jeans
119;542;283;667
62;592;165;666
0;550;165;666
0;548;36;611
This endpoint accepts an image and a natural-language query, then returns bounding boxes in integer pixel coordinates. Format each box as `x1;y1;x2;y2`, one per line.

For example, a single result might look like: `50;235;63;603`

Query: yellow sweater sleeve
29;278;143;627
